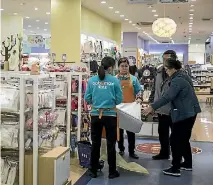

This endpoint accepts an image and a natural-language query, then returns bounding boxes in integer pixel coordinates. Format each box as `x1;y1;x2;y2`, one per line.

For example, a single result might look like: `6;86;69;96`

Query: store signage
159;0;189;3
27;35;44;47
128;0;188;3
128;0;158;4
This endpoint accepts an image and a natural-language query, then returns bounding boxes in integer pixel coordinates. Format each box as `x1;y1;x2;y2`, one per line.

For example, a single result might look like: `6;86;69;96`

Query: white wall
1;15;23;40
1;15;23;61
188;44;205;64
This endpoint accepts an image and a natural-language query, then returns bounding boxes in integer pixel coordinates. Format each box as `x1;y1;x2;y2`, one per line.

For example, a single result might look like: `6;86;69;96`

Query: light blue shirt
84;74;123;116
117;74;142;97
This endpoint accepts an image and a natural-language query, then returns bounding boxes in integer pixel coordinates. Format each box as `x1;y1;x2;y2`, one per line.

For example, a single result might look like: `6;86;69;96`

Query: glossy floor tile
87;139;213;185
191;103;213;142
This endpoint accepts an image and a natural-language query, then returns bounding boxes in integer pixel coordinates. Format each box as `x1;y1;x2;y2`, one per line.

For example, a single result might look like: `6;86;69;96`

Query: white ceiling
1;0;213;44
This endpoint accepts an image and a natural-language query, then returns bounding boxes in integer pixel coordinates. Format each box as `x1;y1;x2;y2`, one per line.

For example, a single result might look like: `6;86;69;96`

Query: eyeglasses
120;64;129;68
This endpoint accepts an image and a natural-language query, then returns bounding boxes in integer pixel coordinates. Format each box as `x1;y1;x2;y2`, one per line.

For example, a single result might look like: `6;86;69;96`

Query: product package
116;102;143;133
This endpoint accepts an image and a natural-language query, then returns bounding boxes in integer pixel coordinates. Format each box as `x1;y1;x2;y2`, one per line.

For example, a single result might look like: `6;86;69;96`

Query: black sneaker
163;167;181;177
108;170;120;179
152;154;170;160
119;151;125;156
89;170;97;178
180;163;192;171
97;160;104;171
129;153;139;159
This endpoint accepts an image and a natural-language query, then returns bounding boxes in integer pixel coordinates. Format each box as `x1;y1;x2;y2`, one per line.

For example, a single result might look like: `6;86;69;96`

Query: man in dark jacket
143;60;201;176
149;50;178;160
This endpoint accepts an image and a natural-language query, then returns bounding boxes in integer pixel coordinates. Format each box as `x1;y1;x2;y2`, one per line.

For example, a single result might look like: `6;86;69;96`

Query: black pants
90;116;117;173
118;129;135;154
171;115;197;169
158;114;173;157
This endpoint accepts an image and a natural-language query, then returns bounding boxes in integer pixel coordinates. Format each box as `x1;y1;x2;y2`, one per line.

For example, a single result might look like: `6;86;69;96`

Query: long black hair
163;50;177;60
165;58;182;70
129;65;138;76
98;57;115;80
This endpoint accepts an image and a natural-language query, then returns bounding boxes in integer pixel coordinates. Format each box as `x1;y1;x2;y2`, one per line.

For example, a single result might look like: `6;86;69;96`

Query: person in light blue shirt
84;56;122;179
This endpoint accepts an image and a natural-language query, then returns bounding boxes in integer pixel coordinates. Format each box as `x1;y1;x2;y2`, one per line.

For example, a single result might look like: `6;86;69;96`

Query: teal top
117;74;142;98
84;74;123;117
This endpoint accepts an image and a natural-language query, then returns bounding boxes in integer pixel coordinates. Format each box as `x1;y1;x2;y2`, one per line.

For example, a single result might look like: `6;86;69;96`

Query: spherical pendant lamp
152;18;177;38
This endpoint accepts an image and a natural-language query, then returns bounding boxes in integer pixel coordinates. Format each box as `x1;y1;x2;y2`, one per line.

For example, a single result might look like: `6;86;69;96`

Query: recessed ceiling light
13;13;18;15
25;16;30;19
189;13;194;16
28;25;32;27
44;29;47;31
125;19;128;21
190;4;194;7
20;3;24;5
36;20;40;22
101;1;106;4
189;17;193;20
152;10;156;12
120;15;124;17
46;12;50;15
45;22;48;25
189;22;193;25
0;8;4;11
132;24;136;26
115;11;119;14
109;7;113;9
191;0;196;1
190;9;194;12
189;25;192;27
154;14;158;17
148;5;152;8
35;7;38;10
129;21;132;23
37;27;40;29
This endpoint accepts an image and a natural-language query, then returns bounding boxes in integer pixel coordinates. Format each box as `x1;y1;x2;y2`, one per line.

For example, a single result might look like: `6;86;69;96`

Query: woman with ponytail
84;56;123;179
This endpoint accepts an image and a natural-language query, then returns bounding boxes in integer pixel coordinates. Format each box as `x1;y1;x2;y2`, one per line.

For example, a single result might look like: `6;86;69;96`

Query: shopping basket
77;141;105;170
77;141;92;168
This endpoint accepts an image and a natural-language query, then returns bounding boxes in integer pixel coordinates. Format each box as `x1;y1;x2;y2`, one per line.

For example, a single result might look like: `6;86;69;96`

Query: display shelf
190;65;213;95
0;72;56;185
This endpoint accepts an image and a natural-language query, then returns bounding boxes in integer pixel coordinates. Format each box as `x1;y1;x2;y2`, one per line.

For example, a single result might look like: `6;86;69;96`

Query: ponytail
98;56;115;80
98;66;105;80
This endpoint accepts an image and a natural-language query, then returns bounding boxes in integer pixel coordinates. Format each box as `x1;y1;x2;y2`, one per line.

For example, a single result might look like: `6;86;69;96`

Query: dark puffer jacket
151;70;201;123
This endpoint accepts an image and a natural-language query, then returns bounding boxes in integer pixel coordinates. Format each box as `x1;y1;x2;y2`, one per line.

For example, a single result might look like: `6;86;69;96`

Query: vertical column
51;0;81;62
122;32;139;66
123;32;138;48
113;23;122;50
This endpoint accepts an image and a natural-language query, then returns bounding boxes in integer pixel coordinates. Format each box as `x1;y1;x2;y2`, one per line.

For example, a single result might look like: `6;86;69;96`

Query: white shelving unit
0;72;51;185
1;71;90;185
70;72;89;142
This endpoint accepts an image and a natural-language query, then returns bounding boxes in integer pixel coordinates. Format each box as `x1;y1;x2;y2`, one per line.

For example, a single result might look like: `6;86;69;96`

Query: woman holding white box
116;57;142;159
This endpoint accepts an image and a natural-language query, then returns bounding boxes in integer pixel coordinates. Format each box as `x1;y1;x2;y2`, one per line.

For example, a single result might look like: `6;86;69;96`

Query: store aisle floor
87;139;213;185
191;103;213;142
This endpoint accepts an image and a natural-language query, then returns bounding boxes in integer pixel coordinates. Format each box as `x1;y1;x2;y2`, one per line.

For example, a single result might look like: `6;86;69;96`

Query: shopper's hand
142;106;154;116
136;98;142;104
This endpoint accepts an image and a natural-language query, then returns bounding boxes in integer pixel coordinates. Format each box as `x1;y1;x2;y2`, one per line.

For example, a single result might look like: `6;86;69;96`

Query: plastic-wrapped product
0;87;20;112
0;124;19;149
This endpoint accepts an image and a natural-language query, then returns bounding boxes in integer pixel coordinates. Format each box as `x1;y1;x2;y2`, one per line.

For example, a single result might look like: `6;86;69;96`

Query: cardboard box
25;147;70;185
